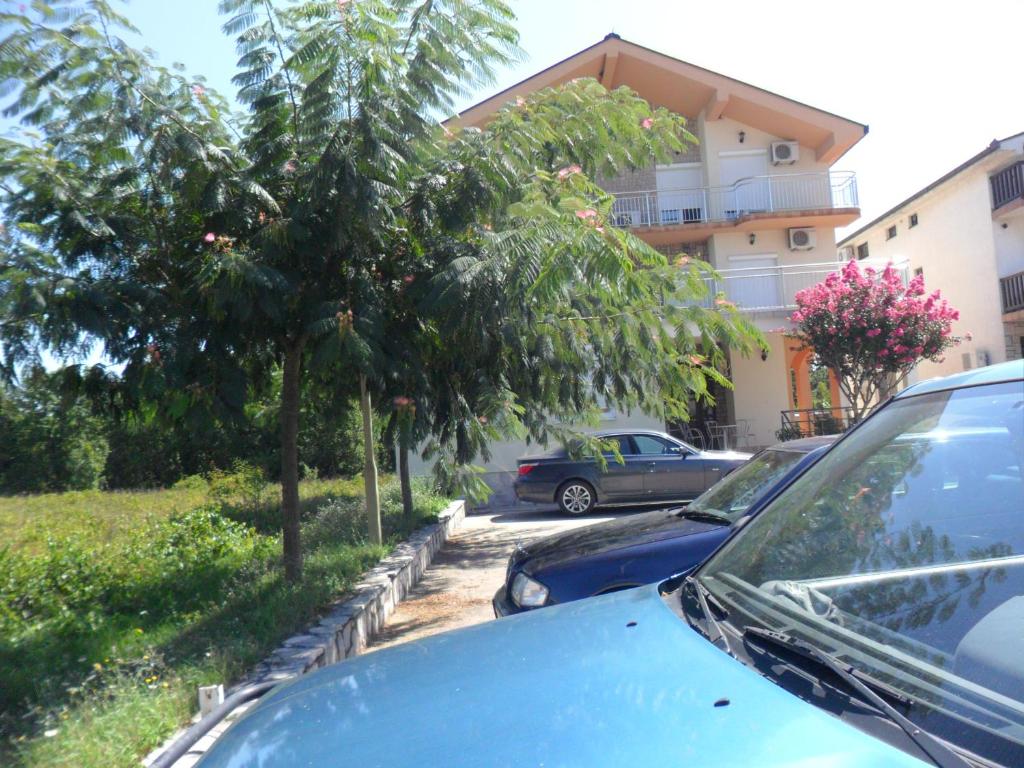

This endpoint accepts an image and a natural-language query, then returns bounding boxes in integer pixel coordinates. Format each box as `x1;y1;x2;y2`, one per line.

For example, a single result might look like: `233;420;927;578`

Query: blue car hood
517;508;727;574
198;586;926;768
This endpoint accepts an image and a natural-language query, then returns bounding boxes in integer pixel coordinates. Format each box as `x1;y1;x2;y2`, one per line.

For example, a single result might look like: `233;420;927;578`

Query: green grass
0;472;449;767
0;475;368;556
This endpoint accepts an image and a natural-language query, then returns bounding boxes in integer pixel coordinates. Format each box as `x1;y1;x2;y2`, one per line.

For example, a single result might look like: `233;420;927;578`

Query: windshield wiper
684;576;734;656
675;508;731;526
743;626;971;768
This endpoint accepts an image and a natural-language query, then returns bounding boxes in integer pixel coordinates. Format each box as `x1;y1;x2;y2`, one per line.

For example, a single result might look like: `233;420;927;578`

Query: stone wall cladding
238;499;466;686
145;500;465;767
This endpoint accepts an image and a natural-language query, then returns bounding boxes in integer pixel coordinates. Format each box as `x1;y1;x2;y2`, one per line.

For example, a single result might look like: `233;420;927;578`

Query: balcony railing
1001;270;1024;314
679;260;909;314
610;171;858;228
780;407;860;438
991;162;1024;211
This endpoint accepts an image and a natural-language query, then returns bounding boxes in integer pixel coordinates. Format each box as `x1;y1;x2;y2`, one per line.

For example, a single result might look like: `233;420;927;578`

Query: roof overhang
453;35;868;165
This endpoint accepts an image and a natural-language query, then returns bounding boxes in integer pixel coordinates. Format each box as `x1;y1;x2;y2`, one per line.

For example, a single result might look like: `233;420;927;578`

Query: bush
775;424;805;442
207;461;271;520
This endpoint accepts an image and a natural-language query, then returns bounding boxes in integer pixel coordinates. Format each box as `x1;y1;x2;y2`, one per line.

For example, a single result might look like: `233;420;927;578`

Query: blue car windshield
700;380;1024;766
687;448;804;521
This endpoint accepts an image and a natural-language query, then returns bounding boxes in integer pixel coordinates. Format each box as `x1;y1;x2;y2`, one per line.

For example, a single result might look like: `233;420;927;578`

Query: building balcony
1002;270;1024;318
991;162;1024;215
682;259;909;315
610;171;859;242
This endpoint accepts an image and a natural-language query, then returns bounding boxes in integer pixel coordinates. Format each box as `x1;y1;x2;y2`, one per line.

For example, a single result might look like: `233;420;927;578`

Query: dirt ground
369;507;621;650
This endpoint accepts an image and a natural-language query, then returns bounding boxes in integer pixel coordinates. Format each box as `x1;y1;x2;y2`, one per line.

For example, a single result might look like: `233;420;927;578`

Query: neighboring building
417;34;871;506
838;133;1024;384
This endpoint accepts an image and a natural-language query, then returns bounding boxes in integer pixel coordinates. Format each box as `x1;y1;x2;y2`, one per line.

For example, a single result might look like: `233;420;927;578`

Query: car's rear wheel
557;480;596;515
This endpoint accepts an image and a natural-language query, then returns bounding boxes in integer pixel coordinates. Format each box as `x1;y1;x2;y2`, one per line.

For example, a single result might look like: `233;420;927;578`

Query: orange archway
784;338;841;433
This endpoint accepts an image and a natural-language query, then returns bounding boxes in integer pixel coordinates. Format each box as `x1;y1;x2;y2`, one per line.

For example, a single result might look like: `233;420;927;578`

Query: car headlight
510;572;549;608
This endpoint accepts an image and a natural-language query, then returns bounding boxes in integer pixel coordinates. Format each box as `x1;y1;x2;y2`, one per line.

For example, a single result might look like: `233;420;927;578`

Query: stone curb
143;499;466;767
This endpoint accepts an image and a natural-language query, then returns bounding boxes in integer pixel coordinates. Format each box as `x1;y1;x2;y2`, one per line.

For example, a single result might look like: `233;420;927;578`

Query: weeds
0;471;449;767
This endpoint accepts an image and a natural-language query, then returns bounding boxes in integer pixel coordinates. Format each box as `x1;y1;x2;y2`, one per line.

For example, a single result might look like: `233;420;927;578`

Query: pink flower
866;328;882;337
282;159;297;174
515;96;526;108
715;298;736;309
402;275;415;285
557;165;582;181
964;331;973;341
688;354;704;365
203;232;216;243
192;84;205;97
337;0;351;12
575;208;598;221
641;117;654;130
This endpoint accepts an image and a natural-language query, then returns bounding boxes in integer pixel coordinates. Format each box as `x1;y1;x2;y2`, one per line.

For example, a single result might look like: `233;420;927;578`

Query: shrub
790;260;962;419
207;461;271;521
774;424;805;442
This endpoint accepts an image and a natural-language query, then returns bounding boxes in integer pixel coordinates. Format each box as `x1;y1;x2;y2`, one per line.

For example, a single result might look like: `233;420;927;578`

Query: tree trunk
280;341;303;582
360;374;383;545
399;427;414;523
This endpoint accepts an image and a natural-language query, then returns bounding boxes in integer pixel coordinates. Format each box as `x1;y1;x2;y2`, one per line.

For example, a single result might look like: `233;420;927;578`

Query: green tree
383;81;763;507
0;368;108;493
0;0;519;579
0;2;761;581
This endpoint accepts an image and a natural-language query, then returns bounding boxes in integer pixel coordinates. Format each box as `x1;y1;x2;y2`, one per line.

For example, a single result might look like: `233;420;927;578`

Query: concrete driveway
369;507;628;652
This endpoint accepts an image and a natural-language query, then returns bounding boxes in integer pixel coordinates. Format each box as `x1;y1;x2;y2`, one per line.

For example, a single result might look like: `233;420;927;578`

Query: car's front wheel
557;480;596;515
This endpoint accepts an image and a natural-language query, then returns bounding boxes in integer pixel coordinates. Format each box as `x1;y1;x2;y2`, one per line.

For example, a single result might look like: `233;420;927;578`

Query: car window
700;380;1024;766
633;434;676;455
601;435;636;457
688;448;804;521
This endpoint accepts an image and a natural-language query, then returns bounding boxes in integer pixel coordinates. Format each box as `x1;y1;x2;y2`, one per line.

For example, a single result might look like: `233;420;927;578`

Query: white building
418;34;872;507
838;133;1024;383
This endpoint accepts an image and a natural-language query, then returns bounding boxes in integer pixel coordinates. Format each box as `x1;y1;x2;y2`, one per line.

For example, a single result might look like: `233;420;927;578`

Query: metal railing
1001;270;1024;313
678;259;909;314
991;162;1024;211
610;171;858;228
780;407;860;438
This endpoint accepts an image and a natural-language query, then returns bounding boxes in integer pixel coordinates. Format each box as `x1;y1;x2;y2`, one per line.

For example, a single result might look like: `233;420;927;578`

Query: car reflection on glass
513;429;751;515
495;436;837;616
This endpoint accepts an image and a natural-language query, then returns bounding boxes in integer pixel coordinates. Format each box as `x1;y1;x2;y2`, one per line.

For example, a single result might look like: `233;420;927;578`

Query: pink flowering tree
790;260;962;421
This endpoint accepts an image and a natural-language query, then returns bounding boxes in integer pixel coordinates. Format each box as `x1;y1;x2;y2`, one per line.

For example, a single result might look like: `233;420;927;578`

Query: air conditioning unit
788;227;816;251
770;141;799;165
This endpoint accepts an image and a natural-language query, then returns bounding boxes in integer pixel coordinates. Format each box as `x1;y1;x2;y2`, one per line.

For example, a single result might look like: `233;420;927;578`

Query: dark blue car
514;429;751;515
495;436;836;616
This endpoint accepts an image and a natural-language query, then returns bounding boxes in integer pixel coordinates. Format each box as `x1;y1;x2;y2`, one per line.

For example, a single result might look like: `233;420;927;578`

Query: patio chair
736;419;755;449
705;420;726;450
681;424;707;451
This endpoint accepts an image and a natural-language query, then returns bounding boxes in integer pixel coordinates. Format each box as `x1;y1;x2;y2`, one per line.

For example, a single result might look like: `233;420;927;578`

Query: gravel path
368;507;619;651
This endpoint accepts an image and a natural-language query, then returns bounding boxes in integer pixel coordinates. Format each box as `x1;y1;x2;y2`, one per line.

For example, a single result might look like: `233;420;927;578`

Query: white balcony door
655;164;704;225
726;254;781;310
720;152;769;217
